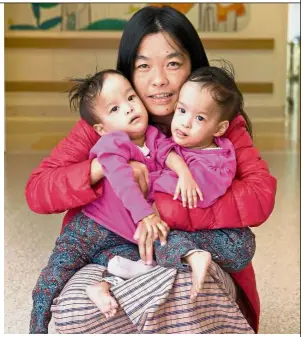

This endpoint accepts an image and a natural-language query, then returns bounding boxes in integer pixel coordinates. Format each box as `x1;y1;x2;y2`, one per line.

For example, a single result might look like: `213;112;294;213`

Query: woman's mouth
149;93;173;104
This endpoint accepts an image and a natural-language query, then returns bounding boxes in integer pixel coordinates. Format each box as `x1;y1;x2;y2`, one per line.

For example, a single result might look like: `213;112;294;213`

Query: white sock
108;256;156;279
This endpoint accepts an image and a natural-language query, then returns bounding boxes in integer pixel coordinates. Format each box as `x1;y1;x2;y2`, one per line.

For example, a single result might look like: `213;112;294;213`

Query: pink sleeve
90;131;154;223
153;140;237;208
154;136;176;168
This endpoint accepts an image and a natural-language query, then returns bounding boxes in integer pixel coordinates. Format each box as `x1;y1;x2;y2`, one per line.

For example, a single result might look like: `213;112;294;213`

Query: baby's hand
173;172;203;208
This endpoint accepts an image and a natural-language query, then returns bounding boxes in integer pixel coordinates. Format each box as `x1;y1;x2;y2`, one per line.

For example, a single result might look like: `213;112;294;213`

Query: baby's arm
154;135;202;208
90;131;154;224
165;152;203;208
91;132;169;246
154;140;237;209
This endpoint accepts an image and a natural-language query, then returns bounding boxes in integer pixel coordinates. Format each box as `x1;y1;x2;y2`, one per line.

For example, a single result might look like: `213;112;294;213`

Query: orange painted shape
216;3;246;23
148;3;194;14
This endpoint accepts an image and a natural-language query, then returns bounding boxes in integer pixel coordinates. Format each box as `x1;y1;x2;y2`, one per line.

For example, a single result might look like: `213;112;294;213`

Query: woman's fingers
144;223;154;264
138;232;147;263
138;174;149;198
157;222;169;245
151;224;159;241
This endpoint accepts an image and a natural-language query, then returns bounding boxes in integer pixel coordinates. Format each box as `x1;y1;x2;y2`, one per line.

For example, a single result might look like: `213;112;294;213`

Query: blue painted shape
82;18;128;31
9;24;38;30
39;16;62;30
38;3;59;9
31;3;40;26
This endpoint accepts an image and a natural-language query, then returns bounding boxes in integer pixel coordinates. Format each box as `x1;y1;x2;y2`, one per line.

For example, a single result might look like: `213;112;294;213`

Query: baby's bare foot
86;282;118;319
186;251;211;299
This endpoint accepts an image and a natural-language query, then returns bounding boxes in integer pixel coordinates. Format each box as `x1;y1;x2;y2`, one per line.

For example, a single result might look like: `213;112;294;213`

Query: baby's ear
93;123;105;136
213;120;229;137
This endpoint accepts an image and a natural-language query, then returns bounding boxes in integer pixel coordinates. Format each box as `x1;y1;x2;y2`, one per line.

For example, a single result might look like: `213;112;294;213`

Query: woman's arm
25;119;103;214
154;115;277;230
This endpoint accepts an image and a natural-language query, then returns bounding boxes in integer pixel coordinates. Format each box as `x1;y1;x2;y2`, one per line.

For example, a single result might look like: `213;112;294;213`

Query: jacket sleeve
91;132;154;224
154;115;277;230
25;119;103;214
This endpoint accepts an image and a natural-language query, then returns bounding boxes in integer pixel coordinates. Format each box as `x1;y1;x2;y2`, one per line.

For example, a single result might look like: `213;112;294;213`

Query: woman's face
132;32;191;118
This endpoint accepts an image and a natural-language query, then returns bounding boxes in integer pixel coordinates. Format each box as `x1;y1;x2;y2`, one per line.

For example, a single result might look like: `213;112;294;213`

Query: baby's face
171;82;224;149
94;74;148;138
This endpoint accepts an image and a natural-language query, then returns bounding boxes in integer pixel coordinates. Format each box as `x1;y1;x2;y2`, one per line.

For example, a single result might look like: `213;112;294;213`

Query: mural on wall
198;3;249;32
8;3;249;32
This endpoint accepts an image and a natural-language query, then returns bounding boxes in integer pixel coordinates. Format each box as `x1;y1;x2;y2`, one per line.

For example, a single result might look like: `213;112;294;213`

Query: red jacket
25;115;277;333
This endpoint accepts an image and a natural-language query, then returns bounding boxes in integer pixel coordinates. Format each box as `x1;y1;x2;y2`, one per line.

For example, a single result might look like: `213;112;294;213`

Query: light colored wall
287;3;300;41
5;3;288;110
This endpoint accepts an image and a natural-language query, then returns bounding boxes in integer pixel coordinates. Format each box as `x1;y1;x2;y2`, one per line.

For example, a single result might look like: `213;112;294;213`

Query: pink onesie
82;126;236;243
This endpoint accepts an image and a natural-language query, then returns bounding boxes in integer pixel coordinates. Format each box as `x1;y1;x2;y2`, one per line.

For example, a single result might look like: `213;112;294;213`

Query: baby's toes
110;298;118;309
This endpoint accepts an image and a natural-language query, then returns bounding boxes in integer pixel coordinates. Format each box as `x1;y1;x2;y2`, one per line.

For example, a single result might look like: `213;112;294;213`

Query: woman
25;6;276;334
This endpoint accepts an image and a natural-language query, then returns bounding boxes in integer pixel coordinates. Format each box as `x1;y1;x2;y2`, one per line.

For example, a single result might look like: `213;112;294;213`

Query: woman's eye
178;108;186;114
128;95;136;101
138;64;149;69
110;106;119;113
168;61;180;68
196;115;204;121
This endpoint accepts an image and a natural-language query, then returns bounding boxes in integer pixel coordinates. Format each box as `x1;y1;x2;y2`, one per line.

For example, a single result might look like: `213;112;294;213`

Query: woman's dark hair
187;60;253;138
68;69;124;126
117;5;209;84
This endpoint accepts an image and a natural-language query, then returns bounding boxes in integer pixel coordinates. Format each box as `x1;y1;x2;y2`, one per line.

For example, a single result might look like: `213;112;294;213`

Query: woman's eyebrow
135;52;185;61
135;55;149;61
166;51;185;59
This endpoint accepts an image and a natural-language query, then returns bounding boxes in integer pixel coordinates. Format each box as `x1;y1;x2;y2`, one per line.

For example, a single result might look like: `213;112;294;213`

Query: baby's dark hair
69;69;124;126
187;60;253;138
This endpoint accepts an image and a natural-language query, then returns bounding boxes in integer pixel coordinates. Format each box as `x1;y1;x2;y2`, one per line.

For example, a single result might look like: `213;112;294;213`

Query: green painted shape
82;18;128;31
31;3;40;26
38;3;59;8
39;16;62;30
9;24;38;30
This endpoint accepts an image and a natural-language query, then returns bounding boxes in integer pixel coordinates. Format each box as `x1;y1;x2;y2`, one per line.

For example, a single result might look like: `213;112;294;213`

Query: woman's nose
152;68;169;87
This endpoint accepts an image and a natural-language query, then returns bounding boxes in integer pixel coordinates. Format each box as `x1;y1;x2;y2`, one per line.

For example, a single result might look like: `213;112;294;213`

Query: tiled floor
4;129;300;334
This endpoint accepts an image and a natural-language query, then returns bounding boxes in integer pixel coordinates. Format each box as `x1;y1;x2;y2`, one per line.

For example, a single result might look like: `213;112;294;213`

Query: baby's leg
92;242;156;279
183;250;212;299
86;281;120;319
155;228;255;272
154;232;210;299
154;228;256;298
187;228;256;272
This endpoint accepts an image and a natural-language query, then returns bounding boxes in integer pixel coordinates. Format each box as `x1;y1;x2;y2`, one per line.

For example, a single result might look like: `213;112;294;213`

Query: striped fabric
51;263;254;334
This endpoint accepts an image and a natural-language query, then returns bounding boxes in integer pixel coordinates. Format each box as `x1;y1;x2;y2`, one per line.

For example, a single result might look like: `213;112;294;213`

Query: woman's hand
129;161;149;198
90;158;104;185
173;172;203;208
133;213;170;264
